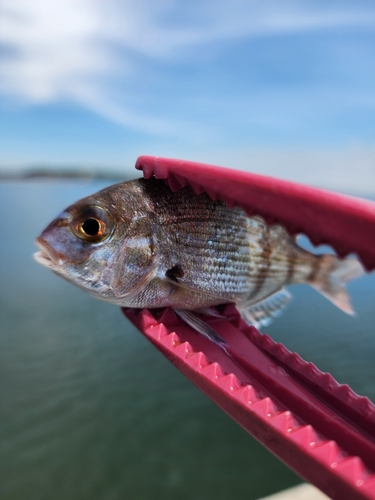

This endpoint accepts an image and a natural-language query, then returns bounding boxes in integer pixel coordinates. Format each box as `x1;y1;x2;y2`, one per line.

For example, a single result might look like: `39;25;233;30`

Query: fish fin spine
309;255;364;315
173;309;229;349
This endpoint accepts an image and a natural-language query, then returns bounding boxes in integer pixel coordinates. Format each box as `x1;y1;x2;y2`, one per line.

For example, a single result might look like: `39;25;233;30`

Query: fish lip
34;237;64;269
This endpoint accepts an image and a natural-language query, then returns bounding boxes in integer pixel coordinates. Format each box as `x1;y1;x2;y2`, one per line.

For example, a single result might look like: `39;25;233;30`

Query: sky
1;0;375;193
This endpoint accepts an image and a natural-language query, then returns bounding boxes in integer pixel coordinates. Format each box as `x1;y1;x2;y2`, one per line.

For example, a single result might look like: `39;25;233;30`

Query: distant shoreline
0;169;131;181
1;170;374;201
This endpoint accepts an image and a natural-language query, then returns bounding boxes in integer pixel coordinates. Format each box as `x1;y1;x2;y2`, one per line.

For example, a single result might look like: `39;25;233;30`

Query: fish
34;177;364;347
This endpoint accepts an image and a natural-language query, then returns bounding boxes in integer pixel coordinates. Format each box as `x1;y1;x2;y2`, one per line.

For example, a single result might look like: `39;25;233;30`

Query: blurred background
1;1;374;499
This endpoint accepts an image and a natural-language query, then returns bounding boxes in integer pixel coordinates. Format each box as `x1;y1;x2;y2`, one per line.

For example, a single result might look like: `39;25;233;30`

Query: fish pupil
82;218;100;236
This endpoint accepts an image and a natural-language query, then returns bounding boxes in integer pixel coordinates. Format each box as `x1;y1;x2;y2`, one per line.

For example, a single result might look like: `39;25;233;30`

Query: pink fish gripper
122;155;375;500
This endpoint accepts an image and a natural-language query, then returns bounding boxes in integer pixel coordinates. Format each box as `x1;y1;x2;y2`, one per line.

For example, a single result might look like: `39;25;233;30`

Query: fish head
34;180;158;305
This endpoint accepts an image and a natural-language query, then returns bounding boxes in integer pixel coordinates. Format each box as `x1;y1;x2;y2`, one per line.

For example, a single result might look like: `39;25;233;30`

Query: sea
1;179;374;500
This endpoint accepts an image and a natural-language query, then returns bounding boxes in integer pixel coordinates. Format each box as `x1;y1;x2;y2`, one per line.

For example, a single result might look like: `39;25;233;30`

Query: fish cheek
110;234;157;298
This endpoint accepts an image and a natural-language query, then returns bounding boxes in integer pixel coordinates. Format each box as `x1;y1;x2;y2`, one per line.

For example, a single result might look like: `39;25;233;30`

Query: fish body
35;177;363;340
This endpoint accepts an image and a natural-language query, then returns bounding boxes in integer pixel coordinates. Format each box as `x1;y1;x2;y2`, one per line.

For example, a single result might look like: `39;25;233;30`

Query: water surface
1;181;374;500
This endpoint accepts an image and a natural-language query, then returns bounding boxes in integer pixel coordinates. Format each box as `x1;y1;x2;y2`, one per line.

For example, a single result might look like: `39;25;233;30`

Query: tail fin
309;255;364;315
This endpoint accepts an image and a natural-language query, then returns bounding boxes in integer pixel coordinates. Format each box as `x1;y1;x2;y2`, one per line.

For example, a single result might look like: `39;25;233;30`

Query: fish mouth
34;237;64;270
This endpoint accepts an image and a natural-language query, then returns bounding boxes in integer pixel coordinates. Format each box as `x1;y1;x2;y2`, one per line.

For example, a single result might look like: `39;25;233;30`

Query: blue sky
1;0;375;192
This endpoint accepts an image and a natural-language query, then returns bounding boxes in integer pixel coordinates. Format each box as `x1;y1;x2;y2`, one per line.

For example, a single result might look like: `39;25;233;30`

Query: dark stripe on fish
285;245;297;285
246;226;272;301
307;254;322;282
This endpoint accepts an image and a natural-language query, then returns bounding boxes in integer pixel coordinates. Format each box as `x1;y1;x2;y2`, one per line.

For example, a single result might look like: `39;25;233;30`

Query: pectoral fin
164;272;227;302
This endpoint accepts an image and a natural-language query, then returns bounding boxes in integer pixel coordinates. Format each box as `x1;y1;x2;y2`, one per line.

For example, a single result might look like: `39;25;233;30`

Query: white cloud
191;144;375;196
1;0;375;134
1;0;106;100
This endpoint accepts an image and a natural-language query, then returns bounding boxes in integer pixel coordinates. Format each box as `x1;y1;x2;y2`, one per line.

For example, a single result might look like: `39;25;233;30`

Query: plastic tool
122;155;375;500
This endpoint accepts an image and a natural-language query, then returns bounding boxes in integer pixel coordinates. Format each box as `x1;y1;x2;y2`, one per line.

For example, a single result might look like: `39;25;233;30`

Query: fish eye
71;206;112;242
